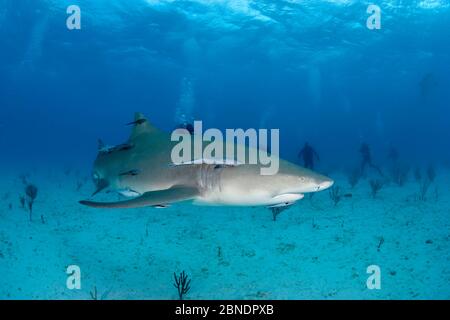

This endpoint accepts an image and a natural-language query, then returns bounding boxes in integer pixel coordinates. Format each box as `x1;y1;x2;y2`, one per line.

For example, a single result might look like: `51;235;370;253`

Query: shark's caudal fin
79;186;199;209
128;112;160;141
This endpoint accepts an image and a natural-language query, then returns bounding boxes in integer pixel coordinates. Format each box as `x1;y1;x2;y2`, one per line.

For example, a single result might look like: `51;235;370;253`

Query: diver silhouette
298;142;320;170
176;122;194;135
360;143;383;177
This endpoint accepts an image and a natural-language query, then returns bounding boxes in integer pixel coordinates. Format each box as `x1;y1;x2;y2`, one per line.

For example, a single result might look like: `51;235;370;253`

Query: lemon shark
79;113;333;209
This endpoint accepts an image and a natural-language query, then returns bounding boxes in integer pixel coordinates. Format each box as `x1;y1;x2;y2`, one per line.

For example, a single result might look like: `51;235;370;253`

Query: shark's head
294;170;334;193
275;161;334;194
212;161;334;207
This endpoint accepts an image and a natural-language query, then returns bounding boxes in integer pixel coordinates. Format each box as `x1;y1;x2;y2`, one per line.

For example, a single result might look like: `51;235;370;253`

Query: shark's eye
299;177;306;182
92;172;100;181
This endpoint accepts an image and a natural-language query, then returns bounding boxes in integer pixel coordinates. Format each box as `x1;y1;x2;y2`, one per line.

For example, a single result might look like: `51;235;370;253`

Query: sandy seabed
0;167;449;299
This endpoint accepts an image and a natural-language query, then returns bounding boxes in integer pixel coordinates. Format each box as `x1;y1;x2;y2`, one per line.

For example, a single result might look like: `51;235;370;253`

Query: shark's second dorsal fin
129;112;159;141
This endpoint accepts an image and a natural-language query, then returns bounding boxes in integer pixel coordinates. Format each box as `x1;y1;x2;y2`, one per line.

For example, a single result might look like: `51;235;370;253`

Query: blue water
0;0;449;299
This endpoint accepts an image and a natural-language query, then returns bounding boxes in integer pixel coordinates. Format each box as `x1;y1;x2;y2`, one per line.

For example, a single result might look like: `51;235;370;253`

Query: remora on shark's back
79;113;333;209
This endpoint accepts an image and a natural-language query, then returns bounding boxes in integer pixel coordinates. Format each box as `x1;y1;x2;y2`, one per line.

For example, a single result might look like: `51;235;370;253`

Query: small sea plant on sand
270;206;290;221
90;286;98;300
89;286;111;300
377;236;385;252
369;179;383;198
19;195;25;209
390;164;410;187
173;271;191;300
347;168;360;189
418;179;431;201
25;184;38;221
329;185;342;206
416;165;437;201
427;165;436;182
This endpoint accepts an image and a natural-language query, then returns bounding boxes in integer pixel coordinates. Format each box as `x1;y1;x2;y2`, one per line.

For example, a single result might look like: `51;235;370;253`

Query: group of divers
176;122;385;177
298;142;384;177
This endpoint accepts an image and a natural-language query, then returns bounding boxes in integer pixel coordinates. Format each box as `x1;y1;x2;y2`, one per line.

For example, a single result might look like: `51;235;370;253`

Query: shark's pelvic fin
128;112;160;141
80;186;199;209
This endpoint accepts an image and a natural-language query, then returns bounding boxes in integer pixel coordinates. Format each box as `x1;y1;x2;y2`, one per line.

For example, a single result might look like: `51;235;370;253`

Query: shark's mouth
117;188;142;198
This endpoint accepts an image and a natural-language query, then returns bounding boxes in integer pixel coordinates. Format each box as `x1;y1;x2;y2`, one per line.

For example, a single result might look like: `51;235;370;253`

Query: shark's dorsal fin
129;112;159;141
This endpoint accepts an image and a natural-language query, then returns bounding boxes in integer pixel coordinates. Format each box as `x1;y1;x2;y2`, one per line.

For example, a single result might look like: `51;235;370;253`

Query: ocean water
1;0;450;300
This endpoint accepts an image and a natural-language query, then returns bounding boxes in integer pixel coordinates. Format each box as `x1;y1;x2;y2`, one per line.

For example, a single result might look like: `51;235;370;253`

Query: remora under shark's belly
194;186;304;206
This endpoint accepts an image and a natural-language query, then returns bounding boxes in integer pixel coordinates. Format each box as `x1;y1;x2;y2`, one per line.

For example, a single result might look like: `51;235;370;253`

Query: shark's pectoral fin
80;186;199;209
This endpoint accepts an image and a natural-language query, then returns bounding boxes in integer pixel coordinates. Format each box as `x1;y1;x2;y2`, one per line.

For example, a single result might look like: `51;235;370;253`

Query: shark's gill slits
197;164;222;192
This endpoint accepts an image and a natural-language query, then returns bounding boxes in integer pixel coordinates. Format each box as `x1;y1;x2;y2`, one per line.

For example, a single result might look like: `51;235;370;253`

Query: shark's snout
318;178;334;191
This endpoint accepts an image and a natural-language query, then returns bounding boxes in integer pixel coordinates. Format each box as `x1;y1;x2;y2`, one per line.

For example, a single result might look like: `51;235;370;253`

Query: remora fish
79;113;333;209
